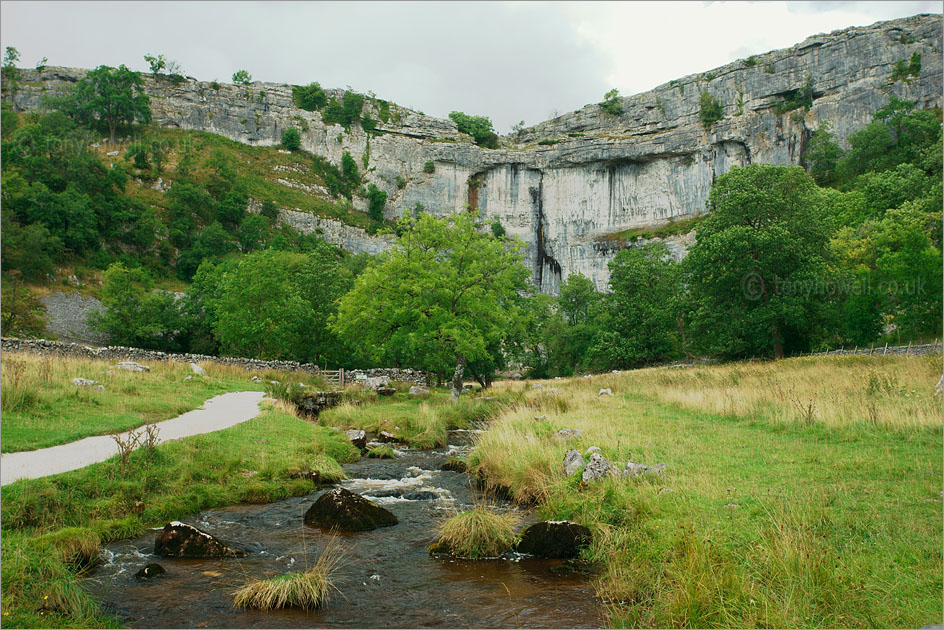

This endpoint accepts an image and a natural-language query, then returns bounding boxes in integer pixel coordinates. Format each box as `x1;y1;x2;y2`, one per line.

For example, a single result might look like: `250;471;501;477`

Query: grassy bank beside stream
465;353;942;628
0;401;359;628
0;351;329;452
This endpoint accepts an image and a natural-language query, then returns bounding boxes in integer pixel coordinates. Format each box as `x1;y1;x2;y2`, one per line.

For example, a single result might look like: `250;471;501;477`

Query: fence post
907;340;912;354
339;368;344;388
883;342;888;355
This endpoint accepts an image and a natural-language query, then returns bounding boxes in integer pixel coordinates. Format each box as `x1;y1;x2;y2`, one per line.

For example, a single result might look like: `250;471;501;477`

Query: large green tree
687;164;835;359
333;210;529;398
63;64;151;142
590;244;685;368
201;246;352;363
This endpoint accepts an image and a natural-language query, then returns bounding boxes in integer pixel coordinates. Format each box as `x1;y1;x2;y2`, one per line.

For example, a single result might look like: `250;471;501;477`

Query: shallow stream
84;430;604;628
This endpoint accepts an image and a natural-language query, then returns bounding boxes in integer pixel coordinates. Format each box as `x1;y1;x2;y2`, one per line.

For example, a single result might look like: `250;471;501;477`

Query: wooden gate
321;368;345;389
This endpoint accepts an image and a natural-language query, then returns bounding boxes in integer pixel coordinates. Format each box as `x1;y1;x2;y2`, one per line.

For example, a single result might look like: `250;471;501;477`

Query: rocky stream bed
83;430;603;628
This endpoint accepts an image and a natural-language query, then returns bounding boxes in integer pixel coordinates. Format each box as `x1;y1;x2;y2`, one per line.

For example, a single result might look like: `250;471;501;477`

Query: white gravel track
1;391;267;486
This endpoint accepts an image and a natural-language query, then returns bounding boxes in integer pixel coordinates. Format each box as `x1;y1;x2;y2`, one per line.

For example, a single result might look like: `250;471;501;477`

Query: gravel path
0;391;267;486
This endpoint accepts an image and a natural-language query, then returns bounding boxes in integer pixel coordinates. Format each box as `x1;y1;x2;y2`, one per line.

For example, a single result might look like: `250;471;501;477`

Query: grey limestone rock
563;449;585;476
10;15;940;295
581;453;613;482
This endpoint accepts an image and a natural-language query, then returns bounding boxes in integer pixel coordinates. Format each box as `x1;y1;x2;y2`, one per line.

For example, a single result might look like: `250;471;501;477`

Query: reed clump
429;508;518;559
233;538;345;611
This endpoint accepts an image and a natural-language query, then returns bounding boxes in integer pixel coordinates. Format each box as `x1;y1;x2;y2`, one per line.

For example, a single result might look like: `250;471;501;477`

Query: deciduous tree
333;210;529;398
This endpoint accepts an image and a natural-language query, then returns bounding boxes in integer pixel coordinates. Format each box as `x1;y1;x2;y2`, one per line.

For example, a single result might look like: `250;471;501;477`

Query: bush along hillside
0;65;394;366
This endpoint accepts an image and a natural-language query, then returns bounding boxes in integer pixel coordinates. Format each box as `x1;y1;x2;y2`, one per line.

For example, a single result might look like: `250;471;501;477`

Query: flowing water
84;431;604;628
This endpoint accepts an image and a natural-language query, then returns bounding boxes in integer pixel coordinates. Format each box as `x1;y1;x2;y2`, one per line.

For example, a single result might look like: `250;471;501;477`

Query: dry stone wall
1;338;433;386
10;14;941;293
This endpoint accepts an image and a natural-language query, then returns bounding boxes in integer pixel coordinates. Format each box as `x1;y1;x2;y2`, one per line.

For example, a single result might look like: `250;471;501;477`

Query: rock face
11;15;941;293
304;487;399;531
39;292;108;345
154;522;246;558
516;521;593;558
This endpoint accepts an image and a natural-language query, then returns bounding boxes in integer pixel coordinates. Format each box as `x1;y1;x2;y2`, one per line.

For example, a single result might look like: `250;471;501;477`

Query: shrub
423;160;435;174
428;509;518;558
377;100;391;123
699;92;723;129
773;75;813;115
600;88;623;116
538;138;562;146
281;127;301;151
360;115;377;133
232;69;252;85
742;56;759;67
210;80;220;91
323;91;365;130
891;53;922;81
449;111;500;149
491;220;506;239
366;184;386;223
292;82;326;111
395;174;406;189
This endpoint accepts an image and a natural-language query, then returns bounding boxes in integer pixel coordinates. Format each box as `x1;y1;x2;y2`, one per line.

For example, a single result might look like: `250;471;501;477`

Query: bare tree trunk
450;354;467;401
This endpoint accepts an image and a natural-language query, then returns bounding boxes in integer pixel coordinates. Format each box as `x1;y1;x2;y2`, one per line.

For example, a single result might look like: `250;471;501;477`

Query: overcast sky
1;1;939;132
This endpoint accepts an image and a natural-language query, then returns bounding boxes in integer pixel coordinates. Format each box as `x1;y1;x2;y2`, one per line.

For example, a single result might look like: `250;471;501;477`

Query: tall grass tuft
233;537;345;611
429;508;518;558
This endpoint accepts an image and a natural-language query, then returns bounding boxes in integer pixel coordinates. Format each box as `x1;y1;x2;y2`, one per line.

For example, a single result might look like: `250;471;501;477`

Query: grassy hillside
99;127;373;230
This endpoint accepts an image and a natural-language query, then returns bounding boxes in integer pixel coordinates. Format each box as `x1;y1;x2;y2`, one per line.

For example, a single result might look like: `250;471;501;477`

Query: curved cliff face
11;13;942;292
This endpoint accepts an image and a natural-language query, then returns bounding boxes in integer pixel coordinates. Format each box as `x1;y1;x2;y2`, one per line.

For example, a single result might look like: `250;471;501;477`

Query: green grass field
465;354;943;628
1;351;940;628
0;352;328;453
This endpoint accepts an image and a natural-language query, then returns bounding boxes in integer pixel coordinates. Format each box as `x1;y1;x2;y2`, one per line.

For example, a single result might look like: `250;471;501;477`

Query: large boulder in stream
515;521;593;558
154;522;246;558
304;487;398;531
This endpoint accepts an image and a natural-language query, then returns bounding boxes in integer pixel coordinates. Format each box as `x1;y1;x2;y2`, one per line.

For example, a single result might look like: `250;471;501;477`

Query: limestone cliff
11;13;941;292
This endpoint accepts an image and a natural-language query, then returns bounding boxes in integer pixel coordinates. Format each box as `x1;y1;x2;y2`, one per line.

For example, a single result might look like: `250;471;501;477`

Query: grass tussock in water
471;353;943;627
233;538;345;611
366;445;396;459
429;508;518;559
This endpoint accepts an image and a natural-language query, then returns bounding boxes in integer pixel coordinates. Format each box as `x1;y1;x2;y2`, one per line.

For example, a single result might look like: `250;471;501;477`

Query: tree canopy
61;65;151;142
333;210;528;397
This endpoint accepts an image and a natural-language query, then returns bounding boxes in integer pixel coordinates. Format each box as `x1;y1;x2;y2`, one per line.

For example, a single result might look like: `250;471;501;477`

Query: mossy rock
304;488;398;531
